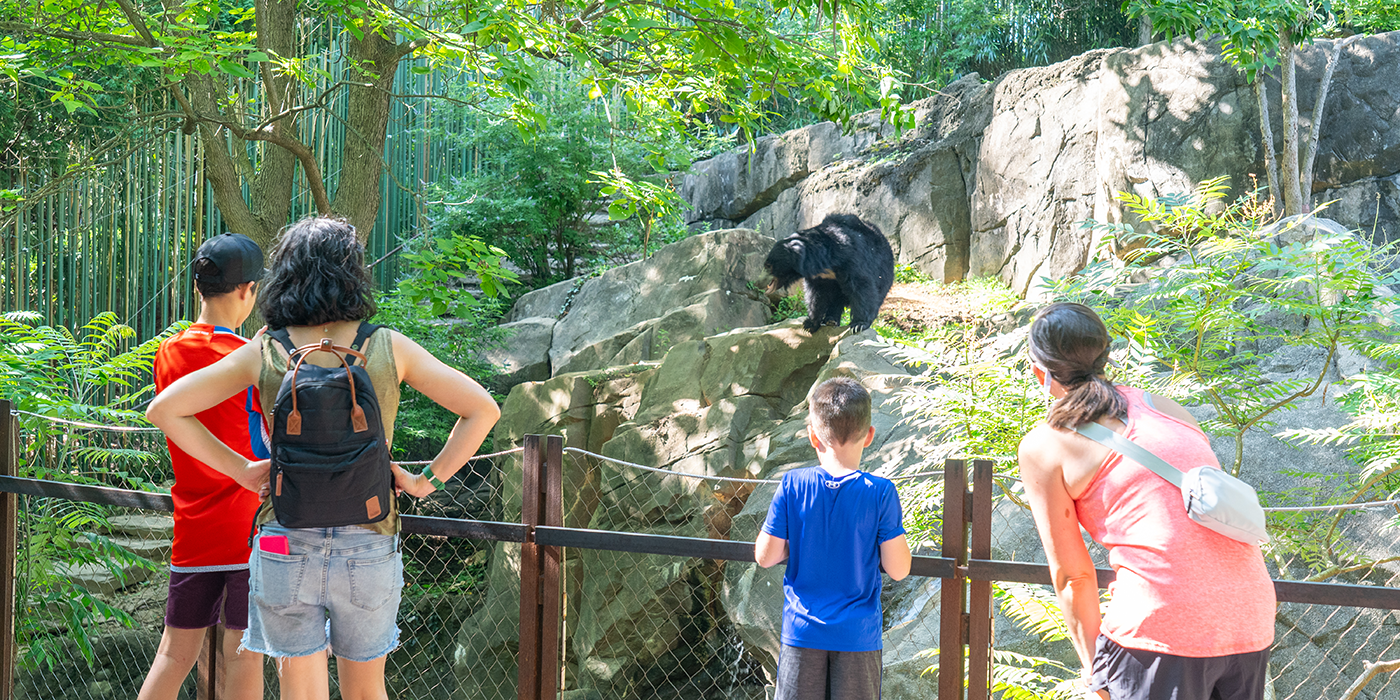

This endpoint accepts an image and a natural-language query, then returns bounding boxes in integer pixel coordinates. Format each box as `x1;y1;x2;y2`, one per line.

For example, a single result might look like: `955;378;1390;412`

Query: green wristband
421;466;447;491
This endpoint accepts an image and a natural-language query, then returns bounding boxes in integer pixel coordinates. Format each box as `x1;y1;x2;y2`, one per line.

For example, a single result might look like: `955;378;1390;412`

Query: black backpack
266;322;392;528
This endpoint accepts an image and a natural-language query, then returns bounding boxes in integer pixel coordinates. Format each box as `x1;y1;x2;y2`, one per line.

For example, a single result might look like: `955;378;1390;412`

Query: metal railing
4;400;1400;699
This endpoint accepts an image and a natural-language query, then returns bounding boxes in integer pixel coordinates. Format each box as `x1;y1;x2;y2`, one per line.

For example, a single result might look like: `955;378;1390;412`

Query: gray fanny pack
1075;422;1270;546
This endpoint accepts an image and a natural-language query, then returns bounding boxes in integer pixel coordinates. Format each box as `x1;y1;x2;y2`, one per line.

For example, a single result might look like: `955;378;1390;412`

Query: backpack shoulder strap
267;328;297;357
348;322;383;365
1074;422;1185;489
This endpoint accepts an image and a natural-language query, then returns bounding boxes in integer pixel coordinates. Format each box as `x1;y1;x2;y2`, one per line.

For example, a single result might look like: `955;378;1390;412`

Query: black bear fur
764;214;895;333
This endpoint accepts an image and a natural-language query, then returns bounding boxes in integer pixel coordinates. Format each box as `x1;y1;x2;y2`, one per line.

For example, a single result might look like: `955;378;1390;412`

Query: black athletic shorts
1089;634;1270;700
775;643;881;700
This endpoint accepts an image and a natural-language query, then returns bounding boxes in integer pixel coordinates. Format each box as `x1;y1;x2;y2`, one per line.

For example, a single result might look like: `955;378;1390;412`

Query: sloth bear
764;214;895;333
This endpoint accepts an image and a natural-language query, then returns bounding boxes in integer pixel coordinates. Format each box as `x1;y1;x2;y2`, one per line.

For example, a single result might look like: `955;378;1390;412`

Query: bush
1069;176;1400;476
373;290;508;463
0;312;175;669
423;73;693;287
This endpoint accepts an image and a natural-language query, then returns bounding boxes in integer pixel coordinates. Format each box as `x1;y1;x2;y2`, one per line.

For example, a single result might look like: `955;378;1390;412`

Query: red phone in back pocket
259;535;290;555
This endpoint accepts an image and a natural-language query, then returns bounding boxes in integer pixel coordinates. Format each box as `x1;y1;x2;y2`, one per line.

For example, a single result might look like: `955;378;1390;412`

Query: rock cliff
681;33;1400;294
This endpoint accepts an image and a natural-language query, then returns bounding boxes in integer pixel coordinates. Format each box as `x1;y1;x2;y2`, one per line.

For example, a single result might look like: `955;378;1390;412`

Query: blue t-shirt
761;466;905;652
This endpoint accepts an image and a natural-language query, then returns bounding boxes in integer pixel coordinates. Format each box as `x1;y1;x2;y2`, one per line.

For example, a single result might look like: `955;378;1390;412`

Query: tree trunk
1138;15;1153;46
1280;27;1304;217
247;0;301;241
1302;36;1357;208
331;31;405;243
187;72;277;251
1255;76;1282;214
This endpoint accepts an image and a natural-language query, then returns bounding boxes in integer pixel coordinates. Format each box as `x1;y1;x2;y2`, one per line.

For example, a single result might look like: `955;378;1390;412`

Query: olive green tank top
255;326;402;535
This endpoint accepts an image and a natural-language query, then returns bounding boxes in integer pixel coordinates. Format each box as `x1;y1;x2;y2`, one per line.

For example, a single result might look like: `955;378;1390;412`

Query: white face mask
1031;359;1054;397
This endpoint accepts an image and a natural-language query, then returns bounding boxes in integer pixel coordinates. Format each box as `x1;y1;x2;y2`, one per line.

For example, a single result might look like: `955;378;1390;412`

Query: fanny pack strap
1075;422;1185;489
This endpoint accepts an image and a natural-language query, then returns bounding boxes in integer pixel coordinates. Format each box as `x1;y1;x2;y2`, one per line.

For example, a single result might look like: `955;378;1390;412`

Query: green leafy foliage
1274;371;1400;581
593;166;685;260
1337;0;1400;32
875;0;1136;97
398;231;519;316
893;263;933;284
372;290;506;463
424;80;692;285
1126;0;1326;78
1067;177;1400;476
772;293;809;322
0;311;177;668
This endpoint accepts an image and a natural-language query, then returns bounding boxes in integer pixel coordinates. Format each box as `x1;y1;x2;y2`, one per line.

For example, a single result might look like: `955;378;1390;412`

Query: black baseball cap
194;233;264;285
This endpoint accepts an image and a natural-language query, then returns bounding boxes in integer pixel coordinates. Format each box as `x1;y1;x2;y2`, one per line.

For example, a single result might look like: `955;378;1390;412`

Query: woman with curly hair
149;216;500;700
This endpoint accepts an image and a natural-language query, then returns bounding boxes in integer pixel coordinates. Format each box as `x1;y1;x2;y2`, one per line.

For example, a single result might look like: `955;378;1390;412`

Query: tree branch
111;0;158;47
252;80;372;133
0;22;148;48
1301;35;1359;205
1339;659;1400;700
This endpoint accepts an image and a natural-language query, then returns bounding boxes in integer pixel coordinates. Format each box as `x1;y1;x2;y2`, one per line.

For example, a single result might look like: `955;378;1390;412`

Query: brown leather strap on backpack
285;338;370;435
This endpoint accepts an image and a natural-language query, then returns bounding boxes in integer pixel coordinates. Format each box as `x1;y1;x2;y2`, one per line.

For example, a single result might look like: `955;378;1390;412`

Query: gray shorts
775;643;881;700
1089;634;1269;700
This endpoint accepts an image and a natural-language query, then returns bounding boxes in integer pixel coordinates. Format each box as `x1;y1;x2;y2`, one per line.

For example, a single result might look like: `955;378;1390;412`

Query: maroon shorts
164;569;251;631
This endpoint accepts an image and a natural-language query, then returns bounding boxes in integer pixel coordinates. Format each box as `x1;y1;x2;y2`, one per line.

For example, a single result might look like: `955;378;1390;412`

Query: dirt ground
877;282;978;335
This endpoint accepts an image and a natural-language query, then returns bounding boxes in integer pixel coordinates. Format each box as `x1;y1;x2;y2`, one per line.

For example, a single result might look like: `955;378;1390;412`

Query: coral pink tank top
1075;386;1275;657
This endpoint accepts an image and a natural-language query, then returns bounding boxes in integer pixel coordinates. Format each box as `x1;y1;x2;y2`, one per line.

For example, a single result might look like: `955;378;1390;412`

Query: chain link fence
554;447;771;700
552;448;957;700
985;472;1400;700
9;411;1400;700
9;435;522;700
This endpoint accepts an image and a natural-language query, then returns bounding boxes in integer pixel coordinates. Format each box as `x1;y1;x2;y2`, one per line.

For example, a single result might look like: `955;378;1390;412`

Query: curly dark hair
259;216;376;330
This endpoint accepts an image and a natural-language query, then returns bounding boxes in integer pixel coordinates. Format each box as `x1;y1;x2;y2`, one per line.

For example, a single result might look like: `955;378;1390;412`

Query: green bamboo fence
0;50;487;341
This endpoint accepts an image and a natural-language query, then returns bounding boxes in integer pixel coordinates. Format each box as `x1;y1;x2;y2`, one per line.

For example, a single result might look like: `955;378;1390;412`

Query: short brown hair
809;377;872;445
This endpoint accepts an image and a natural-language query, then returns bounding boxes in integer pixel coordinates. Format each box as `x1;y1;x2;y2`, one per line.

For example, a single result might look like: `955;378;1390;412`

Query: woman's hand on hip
391;463;435;498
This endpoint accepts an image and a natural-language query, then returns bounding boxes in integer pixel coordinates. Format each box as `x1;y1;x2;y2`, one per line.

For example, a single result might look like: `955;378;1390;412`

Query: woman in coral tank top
1018;303;1274;700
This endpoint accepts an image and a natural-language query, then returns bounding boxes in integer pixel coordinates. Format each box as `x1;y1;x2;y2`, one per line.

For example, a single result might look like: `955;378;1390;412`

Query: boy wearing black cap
139;233;268;700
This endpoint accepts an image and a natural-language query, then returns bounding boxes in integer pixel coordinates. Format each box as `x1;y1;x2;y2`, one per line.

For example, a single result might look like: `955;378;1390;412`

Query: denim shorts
242;523;403;662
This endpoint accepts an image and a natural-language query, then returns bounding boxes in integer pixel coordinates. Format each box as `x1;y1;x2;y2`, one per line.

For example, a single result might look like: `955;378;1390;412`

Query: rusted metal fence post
541;435;563;700
518;435;562;700
939;459;968;700
519;435;542;700
967;460;995;700
0;400;16;700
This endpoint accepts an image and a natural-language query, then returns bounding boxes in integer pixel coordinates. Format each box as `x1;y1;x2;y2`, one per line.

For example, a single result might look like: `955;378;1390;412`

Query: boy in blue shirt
756;377;912;700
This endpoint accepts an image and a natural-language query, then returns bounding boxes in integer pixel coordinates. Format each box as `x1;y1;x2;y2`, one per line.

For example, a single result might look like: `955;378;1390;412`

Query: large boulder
503;228;778;376
682;32;1400;294
550;229;772;374
454;366;655;700
481;316;556;385
569;323;847;695
1315;172;1400;245
736;75;993;283
555;289;771;376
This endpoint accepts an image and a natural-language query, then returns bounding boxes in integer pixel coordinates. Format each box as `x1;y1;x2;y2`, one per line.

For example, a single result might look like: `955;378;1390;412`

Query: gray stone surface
683;32;1400;294
505;229;775;375
482;316;555;385
505;277;579;322
555;288;771;376
1315;172;1400;245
